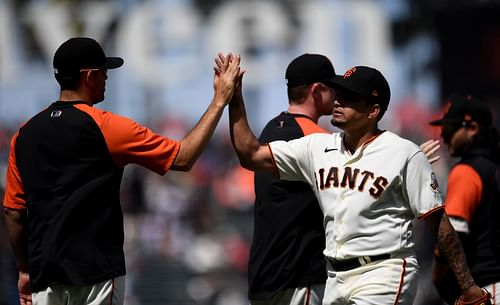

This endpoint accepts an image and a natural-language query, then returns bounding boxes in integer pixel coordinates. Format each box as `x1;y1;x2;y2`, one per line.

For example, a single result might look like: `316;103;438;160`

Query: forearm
228;96;262;170
436;214;475;291
173;96;226;171
3;208;29;272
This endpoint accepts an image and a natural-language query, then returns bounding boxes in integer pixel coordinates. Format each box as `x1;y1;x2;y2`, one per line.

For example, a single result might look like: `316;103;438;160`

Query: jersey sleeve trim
417;205;444;219
267;143;280;178
2;132;27;210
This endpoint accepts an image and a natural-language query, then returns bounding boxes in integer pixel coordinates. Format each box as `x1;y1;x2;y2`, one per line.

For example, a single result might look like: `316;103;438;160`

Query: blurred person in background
430;96;500;304
2;37;240;305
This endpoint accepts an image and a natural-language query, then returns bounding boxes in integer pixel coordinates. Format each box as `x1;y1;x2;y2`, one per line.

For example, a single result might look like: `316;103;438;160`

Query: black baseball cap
331;66;391;111
285;54;340;87
53;37;124;76
429;96;492;126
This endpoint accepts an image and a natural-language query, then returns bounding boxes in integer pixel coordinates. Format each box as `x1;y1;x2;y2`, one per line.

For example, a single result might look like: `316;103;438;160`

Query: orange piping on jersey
392;258;407;305
305;286;311;305
493;283;496;305
267;144;280;178
418;205;444;220
490;283;496;305
294;117;329;136
362;130;387;147
343;130;387;153
108;278;115;305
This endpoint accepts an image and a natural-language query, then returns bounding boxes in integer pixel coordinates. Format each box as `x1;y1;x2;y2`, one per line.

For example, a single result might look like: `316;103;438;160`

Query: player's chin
330;118;344;127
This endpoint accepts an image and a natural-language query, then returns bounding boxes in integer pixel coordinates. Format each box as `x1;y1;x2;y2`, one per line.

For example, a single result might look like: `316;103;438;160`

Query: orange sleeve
444;164;482;223
295;117;329;136
76;104;180;175
2;133;27;209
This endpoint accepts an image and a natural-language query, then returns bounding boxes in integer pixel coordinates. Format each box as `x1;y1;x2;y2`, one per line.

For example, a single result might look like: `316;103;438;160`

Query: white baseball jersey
268;130;443;260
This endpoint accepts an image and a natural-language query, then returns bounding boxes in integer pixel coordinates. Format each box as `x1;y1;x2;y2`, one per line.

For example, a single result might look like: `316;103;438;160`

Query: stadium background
0;0;499;304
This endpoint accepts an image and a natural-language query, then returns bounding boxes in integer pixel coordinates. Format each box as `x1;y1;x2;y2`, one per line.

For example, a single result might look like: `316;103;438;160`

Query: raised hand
213;52;241;106
171;53;242;171
213;52;226;75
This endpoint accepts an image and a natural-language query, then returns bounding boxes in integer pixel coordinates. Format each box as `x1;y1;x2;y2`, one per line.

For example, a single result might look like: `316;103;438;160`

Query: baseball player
2;38;240;305
214;53;442;305
226;60;486;304
430;96;499;305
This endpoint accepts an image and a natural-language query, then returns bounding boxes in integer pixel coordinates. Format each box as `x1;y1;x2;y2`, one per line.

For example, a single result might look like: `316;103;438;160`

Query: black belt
328;254;391;272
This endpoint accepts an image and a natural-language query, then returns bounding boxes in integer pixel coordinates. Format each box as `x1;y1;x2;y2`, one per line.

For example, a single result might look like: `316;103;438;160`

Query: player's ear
368;103;380;120
466;120;479;135
310;82;321;95
79;70;92;84
310;83;325;103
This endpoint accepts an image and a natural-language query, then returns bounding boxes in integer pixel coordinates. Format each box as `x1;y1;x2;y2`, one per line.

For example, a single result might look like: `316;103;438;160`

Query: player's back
14;100;125;291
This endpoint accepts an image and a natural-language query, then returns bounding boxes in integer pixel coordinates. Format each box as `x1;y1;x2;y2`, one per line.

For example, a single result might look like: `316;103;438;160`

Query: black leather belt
328;254;391;272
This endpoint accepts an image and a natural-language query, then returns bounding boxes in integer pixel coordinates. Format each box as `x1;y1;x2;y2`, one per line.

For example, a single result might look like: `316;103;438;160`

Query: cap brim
102;57;124;69
330;77;371;98
322;75;343;88
287;75;343;88
429;119;444;126
429;118;461;126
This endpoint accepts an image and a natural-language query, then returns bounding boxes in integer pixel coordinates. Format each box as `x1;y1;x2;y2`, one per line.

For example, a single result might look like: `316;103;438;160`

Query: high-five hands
213;52;242;106
214;53;245;102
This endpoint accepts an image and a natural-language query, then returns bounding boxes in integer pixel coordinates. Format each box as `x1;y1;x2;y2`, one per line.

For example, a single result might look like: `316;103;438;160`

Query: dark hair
474;124;499;149
370;97;388;121
55;72;81;90
473;124;500;164
287;85;309;104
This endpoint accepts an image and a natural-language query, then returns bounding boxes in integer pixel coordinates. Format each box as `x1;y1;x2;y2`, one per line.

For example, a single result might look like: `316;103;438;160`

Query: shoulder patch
430;172;439;190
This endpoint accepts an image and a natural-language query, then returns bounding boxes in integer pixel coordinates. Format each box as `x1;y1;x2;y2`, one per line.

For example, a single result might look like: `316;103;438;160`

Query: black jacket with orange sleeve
3;101;180;291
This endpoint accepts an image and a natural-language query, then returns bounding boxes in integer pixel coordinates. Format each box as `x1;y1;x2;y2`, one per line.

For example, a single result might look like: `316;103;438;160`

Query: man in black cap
430;96;500;304
2;37;241;305
247;53;339;305
226;62;487;304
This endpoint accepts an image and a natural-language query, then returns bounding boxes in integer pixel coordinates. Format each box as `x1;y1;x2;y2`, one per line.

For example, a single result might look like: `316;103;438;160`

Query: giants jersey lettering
269;130;443;260
316;166;388;198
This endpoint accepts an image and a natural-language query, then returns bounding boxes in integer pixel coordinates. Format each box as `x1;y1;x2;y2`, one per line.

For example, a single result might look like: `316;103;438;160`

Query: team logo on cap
371;90;378;97
343;67;356;79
